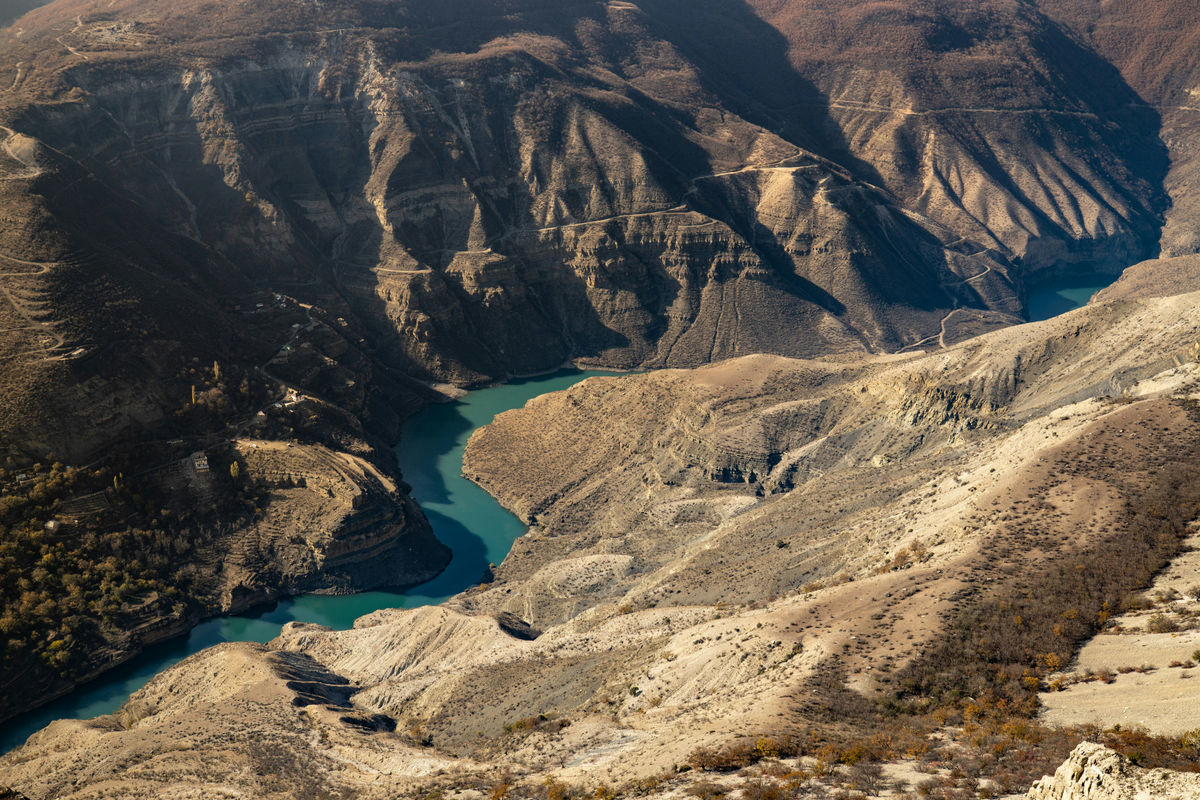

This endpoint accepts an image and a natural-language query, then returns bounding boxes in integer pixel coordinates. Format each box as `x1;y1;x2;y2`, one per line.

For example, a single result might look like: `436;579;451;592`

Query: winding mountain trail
0;123;44;180
54;16;91;62
937;307;963;349
0;250;55;274
3;62;25;94
0;250;69;360
825;98;1103;120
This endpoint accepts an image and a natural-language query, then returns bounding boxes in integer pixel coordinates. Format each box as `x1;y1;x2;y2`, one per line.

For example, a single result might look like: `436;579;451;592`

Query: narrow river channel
0;369;619;753
0;269;1121;751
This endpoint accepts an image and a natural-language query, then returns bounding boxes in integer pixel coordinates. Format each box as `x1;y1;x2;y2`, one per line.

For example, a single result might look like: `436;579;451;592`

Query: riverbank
9;280;1200;798
0;273;1133;752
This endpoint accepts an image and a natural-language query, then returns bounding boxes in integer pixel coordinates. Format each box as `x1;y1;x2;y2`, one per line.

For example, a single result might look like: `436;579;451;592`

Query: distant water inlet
1025;273;1119;322
0;368;618;754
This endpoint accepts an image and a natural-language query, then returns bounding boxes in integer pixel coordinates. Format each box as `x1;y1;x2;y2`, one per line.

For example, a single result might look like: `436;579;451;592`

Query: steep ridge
462;289;1200;628
1040;0;1200;257
0;0;1170;391
734;0;1168;276
6;273;1200;798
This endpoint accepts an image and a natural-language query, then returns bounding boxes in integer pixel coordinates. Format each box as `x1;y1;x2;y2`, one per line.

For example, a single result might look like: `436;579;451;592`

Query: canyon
2;0;1200;797
5;256;1200;798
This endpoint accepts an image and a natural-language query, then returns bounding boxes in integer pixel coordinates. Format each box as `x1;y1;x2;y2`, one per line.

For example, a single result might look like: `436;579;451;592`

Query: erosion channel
0;369;618;754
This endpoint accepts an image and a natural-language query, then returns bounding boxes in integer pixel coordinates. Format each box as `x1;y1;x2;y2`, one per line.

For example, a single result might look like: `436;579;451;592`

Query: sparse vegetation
502;713;570;736
690;401;1200;794
0;440;266;716
881;404;1200;728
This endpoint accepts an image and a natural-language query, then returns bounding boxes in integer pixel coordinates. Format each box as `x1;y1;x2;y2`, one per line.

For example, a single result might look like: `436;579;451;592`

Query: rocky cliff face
0;0;1173;399
1027;742;1200;800
0;0;1198;790
216;439;449;613
5;44;1005;387
0;435;448;726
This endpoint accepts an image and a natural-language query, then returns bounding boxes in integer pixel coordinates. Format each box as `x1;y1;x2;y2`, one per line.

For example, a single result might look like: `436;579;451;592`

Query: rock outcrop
0;0;1174;412
216;439;450;612
1027;742;1200;800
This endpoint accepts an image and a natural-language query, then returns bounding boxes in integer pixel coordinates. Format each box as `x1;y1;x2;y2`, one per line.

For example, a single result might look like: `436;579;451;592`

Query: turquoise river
1025;274;1116;322
0;368;618;753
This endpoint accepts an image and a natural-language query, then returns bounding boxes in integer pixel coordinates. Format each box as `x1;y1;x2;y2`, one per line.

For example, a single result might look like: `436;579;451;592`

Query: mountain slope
0;0;1170;394
0;0;1189;753
1040;0;1200;256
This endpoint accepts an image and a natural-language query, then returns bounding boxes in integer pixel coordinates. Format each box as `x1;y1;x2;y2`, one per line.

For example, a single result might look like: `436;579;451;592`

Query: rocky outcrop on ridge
1027;742;1200;800
215;439;449;613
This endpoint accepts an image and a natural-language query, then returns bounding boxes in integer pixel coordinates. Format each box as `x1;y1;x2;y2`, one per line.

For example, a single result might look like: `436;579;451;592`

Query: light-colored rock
1026;742;1200;800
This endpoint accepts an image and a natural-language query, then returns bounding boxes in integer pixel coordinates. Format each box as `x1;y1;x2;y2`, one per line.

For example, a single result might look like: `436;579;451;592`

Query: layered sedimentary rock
0;0;1174;407
1;0;1199;787
216;439;449;612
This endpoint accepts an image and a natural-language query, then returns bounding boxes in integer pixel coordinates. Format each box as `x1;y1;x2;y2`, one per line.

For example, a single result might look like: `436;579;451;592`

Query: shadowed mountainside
0;0;1171;407
1041;0;1200;256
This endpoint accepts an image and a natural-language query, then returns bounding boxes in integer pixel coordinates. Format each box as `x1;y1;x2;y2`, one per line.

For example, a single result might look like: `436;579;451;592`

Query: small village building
191;452;210;473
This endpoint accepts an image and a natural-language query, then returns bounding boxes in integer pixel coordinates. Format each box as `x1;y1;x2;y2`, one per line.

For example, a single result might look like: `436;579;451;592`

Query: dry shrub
1146;613;1180;633
740;780;784;800
686;781;726;800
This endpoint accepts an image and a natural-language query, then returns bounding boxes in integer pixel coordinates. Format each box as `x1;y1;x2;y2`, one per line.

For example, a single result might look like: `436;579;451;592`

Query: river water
0;368;617;753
